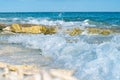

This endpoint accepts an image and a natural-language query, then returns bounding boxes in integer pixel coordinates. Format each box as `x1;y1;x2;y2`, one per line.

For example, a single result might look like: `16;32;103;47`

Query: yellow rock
100;29;111;35
44;27;57;35
39;25;47;34
67;28;83;36
11;24;22;32
87;27;113;35
21;27;32;33
10;24;48;34
21;26;41;34
20;24;37;27
30;26;41;34
87;27;101;34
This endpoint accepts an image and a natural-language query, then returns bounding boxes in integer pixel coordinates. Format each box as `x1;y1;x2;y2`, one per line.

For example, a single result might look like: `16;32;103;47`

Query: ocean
0;12;120;80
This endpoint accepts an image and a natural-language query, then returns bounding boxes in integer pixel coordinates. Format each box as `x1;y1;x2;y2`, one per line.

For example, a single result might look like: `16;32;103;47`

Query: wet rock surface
1;23;119;36
0;23;8;30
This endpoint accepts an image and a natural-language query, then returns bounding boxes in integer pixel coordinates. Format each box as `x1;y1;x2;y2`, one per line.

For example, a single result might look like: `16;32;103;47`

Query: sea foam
0;33;120;80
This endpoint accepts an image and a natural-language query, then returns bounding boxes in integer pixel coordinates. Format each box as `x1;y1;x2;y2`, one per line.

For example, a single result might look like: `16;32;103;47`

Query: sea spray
0;12;120;80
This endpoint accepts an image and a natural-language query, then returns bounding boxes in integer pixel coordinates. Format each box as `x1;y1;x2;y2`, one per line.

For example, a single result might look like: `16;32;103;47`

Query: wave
0;33;120;80
0;17;119;28
0;13;120;80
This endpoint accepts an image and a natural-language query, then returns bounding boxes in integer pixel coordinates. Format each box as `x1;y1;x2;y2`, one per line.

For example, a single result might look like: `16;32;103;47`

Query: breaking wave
0;33;120;80
0;17;119;28
0;12;120;80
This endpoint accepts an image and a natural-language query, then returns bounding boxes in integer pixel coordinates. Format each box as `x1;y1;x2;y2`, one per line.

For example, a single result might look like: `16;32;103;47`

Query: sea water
0;12;120;80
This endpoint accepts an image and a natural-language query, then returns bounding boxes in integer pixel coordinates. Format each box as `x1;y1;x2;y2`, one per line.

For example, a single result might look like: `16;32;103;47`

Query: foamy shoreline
0;62;77;80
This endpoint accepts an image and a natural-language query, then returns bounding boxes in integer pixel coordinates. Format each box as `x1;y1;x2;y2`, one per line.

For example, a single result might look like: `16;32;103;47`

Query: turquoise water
0;12;120;80
0;12;120;27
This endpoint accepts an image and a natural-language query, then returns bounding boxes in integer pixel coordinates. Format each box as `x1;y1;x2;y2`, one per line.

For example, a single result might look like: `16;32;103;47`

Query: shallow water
0;12;120;80
0;33;120;80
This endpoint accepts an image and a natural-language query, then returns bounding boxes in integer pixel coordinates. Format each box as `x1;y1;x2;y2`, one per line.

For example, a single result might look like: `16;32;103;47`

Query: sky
0;0;120;12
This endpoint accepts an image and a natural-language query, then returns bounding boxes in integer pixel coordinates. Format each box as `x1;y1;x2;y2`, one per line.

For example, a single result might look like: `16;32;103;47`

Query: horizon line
0;11;120;13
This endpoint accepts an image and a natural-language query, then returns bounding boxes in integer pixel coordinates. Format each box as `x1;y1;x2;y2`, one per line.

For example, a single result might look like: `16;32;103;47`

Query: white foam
0;17;96;28
0;32;120;80
0;18;120;80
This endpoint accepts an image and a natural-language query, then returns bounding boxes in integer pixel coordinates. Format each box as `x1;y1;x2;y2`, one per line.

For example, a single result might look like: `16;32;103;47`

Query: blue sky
0;0;120;12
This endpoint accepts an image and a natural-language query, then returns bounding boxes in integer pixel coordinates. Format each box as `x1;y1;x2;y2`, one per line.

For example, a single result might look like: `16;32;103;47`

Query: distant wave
0;17;119;28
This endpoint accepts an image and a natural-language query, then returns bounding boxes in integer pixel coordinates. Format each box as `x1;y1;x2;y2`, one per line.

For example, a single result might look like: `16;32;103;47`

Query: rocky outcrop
44;26;58;35
66;28;83;36
1;23;119;35
0;23;7;30
0;62;77;80
9;24;57;34
87;27;102;34
86;27;112;35
10;24;46;34
100;29;111;35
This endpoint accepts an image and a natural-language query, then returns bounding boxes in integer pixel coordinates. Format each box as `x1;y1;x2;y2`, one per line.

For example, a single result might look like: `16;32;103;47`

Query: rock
0;23;7;30
20;24;37;27
2;26;11;31
44;26;58;35
110;28;120;33
10;24;58;34
11;24;22;32
86;27;113;35
1;26;15;34
32;25;46;34
66;28;83;36
21;26;41;34
87;27;101;34
10;24;47;34
100;29;111;35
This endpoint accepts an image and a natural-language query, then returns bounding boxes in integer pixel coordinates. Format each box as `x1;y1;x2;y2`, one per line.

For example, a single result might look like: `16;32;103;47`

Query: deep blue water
0;12;120;26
